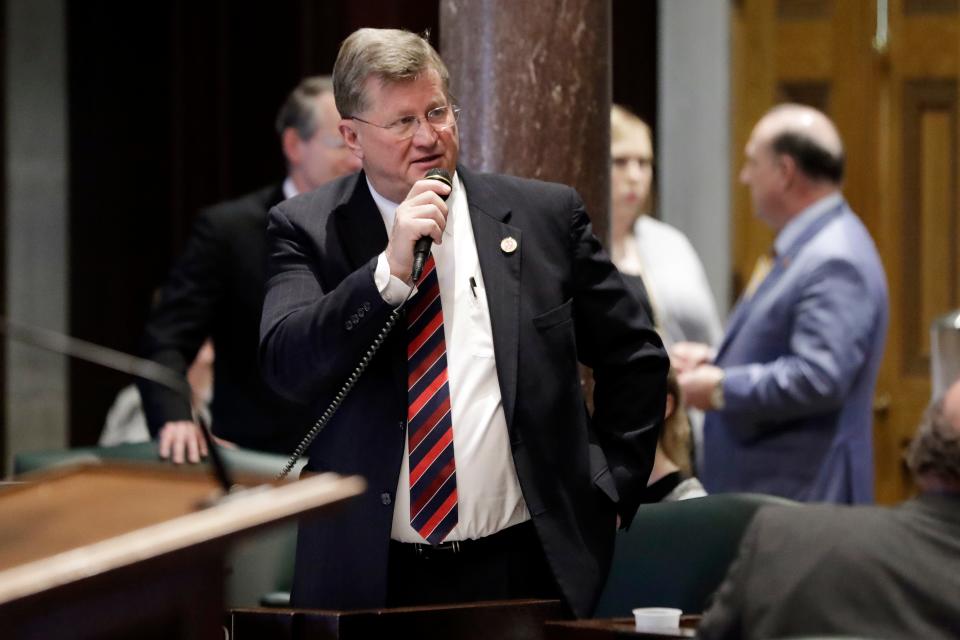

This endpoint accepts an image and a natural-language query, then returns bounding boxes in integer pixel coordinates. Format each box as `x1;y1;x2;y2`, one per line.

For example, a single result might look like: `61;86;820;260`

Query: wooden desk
544;616;700;639
0;463;364;639
230;599;566;640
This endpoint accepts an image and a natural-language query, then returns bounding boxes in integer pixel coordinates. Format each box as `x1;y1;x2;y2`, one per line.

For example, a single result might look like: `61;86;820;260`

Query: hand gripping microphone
410;167;452;281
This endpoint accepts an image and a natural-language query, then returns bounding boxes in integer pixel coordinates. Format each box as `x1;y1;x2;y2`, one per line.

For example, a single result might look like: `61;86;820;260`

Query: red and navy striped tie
406;254;458;544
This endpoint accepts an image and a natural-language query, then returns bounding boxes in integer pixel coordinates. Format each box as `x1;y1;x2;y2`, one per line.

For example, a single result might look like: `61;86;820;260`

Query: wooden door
731;0;960;503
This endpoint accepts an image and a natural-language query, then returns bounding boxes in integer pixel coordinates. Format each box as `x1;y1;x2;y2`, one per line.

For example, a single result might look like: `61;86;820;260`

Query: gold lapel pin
500;236;518;254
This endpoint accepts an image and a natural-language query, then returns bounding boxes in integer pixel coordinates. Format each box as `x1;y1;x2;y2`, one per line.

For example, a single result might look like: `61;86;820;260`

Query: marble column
439;0;612;242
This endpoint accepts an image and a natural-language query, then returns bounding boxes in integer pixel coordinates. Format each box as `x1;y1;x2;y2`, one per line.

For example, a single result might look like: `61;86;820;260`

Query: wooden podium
229;599;566;640
0;463;364;639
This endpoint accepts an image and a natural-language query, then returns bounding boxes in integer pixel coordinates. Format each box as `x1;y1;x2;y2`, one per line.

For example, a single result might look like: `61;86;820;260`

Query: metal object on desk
932;309;960;398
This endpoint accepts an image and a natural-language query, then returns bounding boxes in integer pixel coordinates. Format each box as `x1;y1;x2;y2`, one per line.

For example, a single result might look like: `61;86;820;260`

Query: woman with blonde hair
610;105;722;348
611;105;723;473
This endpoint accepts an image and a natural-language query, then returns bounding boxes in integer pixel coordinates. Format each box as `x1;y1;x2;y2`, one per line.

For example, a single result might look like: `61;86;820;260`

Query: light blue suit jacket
703;198;888;503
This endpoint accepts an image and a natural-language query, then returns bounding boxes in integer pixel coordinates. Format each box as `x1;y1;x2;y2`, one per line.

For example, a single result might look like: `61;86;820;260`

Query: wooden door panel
902;81;957;370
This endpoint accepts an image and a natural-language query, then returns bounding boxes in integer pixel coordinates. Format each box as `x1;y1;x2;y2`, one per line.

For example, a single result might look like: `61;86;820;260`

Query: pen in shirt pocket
469;276;478;299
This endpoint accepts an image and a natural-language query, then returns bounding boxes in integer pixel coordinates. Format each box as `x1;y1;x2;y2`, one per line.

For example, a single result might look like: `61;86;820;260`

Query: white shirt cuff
375;252;413;305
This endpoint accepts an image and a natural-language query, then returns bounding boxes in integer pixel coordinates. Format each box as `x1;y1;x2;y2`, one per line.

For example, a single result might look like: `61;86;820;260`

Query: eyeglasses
347;105;461;141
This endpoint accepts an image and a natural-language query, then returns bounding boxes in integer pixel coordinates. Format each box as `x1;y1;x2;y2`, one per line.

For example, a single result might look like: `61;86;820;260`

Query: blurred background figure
698;376;960;640
100;339;214;446
610;104;722;472
640;368;707;503
136;76;361;464
676;104;888;504
609;104;723;349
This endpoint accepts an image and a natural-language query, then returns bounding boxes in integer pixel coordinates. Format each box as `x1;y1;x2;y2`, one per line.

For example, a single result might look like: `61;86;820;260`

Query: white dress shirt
368;174;530;543
282;176;299;200
774;191;844;256
631;215;723;348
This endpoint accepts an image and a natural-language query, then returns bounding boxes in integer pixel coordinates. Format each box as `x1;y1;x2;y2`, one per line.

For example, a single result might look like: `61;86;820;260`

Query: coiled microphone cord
276;281;418;481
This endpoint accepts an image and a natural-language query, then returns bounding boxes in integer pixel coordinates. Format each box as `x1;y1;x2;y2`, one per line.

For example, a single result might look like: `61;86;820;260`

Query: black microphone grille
425;167;452;188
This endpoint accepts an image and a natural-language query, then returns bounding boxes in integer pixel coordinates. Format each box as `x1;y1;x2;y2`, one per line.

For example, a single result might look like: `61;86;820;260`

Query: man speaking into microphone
259;28;667;617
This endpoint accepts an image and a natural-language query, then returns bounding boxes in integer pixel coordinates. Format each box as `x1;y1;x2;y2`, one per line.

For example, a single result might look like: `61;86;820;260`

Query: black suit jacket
259;167;668;617
138;183;313;454
699;494;960;639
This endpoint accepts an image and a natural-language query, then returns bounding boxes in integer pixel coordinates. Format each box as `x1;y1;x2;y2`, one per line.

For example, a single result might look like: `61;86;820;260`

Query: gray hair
332;28;449;118
275;75;334;140
906;395;960;486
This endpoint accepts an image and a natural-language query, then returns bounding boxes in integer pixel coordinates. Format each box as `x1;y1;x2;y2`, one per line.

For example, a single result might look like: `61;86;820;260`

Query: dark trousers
386;521;561;608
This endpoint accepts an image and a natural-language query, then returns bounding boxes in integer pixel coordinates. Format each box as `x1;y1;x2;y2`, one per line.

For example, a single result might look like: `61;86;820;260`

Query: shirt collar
774;191;844;257
366;172;460;240
282;176;298;200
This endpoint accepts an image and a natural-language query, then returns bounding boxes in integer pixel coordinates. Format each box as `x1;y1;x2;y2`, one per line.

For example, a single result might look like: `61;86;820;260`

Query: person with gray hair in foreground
258;28;667;616
698;378;960;639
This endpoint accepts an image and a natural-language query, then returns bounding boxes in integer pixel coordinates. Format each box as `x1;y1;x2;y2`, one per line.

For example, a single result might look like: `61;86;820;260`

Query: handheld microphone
410;167;452;281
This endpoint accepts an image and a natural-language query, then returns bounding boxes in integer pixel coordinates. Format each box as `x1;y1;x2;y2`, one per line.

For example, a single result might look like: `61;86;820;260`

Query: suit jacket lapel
459;167;522;430
266;182;286;210
715;202;847;362
715;256;790;361
332;171;404;403
334;172;390;271
715;298;750;361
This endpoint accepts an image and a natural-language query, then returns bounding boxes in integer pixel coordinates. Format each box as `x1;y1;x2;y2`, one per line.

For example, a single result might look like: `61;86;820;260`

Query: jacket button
350;314;359;324
357;307;365;318
344;320;353;330
399;420;406;433
381;492;392;506
363;301;372;311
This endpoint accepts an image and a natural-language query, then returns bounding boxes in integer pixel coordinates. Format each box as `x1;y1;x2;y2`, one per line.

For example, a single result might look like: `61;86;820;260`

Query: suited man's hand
158;420;236;464
385;178;451;281
671;341;716;374
678;365;725;411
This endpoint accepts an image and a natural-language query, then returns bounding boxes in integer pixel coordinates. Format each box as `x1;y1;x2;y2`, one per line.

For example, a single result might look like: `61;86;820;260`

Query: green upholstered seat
12;441;305;607
593;493;798;618
14;441;159;474
14;441;306;479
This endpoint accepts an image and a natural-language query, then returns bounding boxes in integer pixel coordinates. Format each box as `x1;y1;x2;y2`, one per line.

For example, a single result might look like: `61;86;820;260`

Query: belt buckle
414;540;460;558
437;540;461;553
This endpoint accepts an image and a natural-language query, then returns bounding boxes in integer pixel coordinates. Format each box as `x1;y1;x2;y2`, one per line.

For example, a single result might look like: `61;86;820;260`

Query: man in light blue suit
676;104;888;504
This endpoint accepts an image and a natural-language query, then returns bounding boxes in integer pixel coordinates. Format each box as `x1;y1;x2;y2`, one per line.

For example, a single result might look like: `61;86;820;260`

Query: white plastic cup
632;607;682;632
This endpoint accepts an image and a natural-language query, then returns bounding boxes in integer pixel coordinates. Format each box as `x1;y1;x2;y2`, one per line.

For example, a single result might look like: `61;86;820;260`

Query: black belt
390;521;536;560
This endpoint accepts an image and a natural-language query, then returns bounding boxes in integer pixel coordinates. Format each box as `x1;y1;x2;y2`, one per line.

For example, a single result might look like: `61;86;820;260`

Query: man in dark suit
698;377;960;639
676;105;888;503
258;29;668;617
137;76;360;462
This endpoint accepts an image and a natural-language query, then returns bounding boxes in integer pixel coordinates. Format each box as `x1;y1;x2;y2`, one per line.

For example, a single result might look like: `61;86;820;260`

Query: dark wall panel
66;1;437;446
612;0;657;133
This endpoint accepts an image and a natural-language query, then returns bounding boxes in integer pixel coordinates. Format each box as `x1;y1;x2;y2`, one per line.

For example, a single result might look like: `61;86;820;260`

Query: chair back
594;493;797;617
